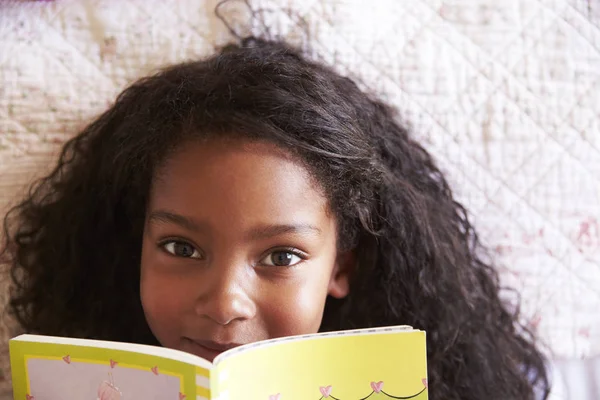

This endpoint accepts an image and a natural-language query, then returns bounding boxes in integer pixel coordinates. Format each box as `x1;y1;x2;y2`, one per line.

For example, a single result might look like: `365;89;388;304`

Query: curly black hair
2;37;549;399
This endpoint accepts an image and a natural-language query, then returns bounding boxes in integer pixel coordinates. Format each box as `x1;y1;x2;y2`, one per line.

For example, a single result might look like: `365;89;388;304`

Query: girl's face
140;138;352;361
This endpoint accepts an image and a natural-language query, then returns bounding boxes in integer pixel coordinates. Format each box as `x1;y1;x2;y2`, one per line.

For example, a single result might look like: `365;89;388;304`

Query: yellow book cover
9;326;427;400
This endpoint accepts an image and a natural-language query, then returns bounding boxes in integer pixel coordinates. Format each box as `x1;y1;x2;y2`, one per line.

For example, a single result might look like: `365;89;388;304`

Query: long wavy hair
2;37;549;399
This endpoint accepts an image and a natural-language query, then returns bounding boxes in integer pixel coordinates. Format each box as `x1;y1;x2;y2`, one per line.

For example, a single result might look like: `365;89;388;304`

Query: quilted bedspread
0;0;598;389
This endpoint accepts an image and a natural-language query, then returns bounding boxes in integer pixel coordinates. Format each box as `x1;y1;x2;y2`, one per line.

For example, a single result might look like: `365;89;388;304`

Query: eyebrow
148;210;322;240
245;223;322;241
148;210;204;232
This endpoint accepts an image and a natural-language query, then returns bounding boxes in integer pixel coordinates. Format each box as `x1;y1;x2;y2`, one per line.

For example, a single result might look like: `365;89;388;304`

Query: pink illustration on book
320;386;332;397
25;395;34;400
268;394;281;400
151;366;159;375
313;379;428;399
371;381;384;393
62;355;71;364
97;372;122;400
109;359;118;369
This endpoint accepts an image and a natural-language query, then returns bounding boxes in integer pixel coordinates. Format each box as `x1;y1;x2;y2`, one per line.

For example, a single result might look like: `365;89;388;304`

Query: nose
194;260;256;326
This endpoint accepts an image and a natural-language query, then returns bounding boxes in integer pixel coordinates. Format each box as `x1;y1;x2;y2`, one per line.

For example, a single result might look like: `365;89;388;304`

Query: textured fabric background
0;0;599;395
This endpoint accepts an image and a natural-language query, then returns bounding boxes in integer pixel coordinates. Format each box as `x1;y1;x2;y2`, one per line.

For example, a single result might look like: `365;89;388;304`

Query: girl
2;37;550;399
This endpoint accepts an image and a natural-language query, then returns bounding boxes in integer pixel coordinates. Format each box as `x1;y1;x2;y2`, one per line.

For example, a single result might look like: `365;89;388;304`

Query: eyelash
158;238;204;259
157;239;307;266
259;247;308;267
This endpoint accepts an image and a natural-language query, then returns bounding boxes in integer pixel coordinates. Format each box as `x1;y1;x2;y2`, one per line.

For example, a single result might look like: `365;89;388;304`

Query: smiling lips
183;337;242;361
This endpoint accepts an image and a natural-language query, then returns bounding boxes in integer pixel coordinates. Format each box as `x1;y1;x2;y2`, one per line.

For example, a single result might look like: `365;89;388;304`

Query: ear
327;249;355;299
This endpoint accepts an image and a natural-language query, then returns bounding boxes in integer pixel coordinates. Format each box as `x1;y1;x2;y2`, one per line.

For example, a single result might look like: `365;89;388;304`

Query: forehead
149;138;333;232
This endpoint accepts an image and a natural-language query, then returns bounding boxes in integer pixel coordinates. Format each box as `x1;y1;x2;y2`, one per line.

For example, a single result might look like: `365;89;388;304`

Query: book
9;325;428;400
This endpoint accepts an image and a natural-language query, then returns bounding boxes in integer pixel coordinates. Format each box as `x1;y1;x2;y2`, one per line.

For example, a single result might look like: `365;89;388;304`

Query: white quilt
0;0;598;385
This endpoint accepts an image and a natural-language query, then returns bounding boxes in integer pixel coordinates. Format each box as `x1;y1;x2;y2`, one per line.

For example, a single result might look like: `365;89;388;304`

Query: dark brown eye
162;241;201;259
261;250;303;267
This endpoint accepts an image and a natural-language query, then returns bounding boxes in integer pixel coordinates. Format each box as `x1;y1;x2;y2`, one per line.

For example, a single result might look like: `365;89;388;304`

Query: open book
9;326;427;400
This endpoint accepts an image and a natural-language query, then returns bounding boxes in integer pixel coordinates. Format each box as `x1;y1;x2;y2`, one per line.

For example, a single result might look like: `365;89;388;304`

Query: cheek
261;268;331;337
140;260;189;345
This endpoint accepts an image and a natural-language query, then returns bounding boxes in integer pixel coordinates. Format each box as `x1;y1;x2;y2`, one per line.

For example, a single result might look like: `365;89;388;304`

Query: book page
212;329;427;400
10;335;212;400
